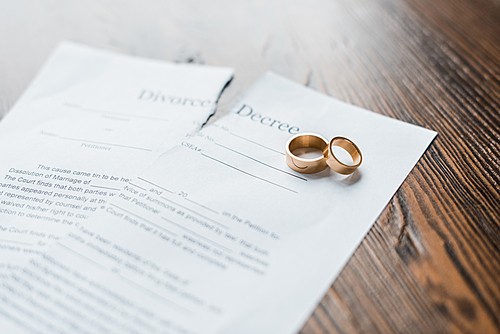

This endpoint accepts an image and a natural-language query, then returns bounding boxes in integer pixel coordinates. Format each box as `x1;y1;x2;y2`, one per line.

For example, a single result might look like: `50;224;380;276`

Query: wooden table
1;0;499;332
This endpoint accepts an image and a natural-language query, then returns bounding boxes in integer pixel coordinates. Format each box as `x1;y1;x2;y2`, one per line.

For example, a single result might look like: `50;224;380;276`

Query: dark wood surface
1;0;499;332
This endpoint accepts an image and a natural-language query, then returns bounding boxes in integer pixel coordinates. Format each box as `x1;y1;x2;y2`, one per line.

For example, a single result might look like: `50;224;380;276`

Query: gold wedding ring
285;133;329;173
326;136;362;175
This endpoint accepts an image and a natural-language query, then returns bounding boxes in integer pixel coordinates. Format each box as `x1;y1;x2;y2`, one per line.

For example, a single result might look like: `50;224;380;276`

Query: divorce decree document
0;41;233;271
0;73;436;334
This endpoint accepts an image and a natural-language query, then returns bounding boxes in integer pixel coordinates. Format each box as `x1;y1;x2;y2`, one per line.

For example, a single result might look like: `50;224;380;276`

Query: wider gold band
285;133;329;174
326;136;362;175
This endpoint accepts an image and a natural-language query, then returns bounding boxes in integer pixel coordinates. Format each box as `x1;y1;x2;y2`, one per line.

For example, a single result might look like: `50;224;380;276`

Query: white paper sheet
0;41;233;272
0;73;436;334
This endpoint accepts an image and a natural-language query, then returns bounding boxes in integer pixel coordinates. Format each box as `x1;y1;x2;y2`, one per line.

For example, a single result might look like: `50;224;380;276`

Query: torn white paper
0;73;436;334
0;41;233;271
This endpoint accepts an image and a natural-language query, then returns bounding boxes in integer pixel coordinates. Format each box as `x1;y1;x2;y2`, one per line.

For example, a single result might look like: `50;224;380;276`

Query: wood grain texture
0;0;499;332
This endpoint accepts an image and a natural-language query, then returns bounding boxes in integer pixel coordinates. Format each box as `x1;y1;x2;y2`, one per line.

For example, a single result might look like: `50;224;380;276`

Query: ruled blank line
229;132;285;156
137;177;174;194
161;217;233;253
90;185;121;191
0;239;33;246
128;182;147;191
118;275;192;314
183;198;219;214
59;136;152;151
108;203;177;237
56;242;108;270
65;102;170;122
201;153;298;194
160;196;228;229
214;142;307;181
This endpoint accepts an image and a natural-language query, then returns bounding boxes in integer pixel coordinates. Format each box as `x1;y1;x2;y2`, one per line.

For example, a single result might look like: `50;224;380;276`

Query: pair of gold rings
285;133;362;175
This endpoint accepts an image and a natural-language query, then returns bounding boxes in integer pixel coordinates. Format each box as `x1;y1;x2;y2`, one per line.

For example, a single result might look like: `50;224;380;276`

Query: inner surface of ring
289;135;328;160
331;138;361;165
